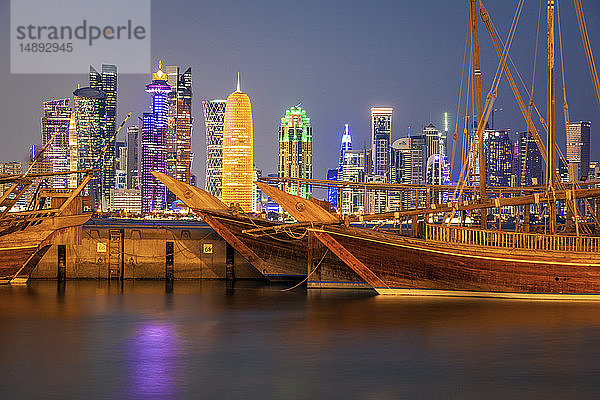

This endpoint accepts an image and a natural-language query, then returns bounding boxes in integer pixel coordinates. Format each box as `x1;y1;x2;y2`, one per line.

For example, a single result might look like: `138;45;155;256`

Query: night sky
1;0;600;187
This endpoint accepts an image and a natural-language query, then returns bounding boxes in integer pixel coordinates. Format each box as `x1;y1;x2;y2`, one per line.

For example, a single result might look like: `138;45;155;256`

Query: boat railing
425;223;600;253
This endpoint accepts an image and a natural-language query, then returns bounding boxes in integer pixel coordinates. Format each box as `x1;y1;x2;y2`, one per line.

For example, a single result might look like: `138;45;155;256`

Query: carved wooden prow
152;171;228;211
254;182;338;223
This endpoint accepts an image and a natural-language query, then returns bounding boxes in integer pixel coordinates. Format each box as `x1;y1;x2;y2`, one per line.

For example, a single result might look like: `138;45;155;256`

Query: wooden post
165;241;174;280
524;204;531;233
57;244;66;282
547;0;557;234
596;198;600;232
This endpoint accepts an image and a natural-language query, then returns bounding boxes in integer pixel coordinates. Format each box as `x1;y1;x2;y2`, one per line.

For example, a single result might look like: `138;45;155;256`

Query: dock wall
31;219;264;280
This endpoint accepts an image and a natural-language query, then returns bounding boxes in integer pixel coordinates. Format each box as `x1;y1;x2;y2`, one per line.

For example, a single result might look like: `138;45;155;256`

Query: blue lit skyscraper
327;168;339;210
339;123;352;170
326;124;352;210
140;62;170;212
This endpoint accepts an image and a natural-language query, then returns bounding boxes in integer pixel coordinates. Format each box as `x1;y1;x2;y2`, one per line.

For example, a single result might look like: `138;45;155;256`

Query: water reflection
125;322;181;399
0;281;600;399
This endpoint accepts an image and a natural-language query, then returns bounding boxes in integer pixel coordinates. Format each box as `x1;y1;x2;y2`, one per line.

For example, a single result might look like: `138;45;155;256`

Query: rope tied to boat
280;249;329;292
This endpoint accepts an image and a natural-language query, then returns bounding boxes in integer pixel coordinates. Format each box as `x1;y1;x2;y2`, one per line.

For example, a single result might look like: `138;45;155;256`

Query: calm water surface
1;280;600;399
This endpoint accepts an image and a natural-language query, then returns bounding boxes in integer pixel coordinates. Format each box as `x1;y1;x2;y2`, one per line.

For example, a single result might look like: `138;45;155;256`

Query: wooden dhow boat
250;0;600;300
153;171;368;287
257;182;600;300
0;169;95;284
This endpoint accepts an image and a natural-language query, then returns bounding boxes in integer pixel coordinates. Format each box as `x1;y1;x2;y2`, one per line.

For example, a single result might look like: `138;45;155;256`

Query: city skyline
1;1;600;186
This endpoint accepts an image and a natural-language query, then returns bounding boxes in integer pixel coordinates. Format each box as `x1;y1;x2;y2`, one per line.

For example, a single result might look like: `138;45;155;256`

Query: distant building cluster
4;60;596;218
21;62;195;214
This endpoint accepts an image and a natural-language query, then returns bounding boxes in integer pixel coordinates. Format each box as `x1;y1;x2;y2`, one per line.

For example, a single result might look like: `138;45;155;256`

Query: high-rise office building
341;150;366;214
339;123;352;171
441;112;450;155
126;125;139;189
114;140;127;190
327;168;339;210
222;74;253;212
68;113;78;189
566;121;591;181
0;161;23;197
325;124;353;211
392;137;412;184
140;62;170;212
371;108;393;181
423;123;441;166
73;87;107;208
365;174;387;213
277;104;312;198
426;154;450;185
253;165;262;213
166;65;193;187
203;99;226;199
89;64;117;210
515;131;544;186
485;129;513;187
41;98;72;189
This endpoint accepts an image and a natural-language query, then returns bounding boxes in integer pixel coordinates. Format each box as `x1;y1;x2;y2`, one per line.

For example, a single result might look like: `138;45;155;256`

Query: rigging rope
280;249;329;292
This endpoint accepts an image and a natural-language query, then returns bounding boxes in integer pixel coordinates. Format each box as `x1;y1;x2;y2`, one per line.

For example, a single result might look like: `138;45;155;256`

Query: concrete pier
31;219;264;280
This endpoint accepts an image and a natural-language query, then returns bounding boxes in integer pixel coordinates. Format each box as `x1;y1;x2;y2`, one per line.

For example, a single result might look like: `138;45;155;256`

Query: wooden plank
255;182;338;223
152;171;228;211
199;212;269;276
313;230;389;291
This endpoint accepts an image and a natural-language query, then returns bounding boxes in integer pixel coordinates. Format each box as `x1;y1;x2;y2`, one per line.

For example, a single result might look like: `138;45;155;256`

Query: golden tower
222;73;254;211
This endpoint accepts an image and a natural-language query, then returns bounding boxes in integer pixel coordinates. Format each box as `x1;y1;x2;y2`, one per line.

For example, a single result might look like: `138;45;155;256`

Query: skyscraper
325;124;353;210
202;99;227;198
126;125;139;189
277;104;312;198
515;131;544;186
89;64;117;210
485;129;513;187
566;121;591;181
166;65;193;186
441;112;450;155
68;113;78;189
423;123;441;166
73;87;106;208
0;161;23;197
371;108;393;181
326;168;339;210
341;150;366;214
41;98;72;189
222;74;253;212
339;123;352;171
140;62;170;212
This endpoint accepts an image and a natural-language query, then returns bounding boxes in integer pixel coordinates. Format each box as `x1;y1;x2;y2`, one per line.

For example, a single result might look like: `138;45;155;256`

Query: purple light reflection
125;322;181;399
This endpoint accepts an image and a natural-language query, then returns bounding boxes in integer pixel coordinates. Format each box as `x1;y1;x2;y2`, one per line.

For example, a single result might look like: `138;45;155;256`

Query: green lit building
277;104;312;198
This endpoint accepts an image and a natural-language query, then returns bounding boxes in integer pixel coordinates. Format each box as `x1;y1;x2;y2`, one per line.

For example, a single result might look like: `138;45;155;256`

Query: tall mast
469;0;487;229
547;0;557;233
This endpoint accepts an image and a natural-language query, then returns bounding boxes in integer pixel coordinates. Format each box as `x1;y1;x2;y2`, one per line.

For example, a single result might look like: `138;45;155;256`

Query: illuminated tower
73;87;106;208
89;64;117;210
140;62;170;212
165;65;193;187
202;99;226;198
277;104;312;198
371;107;393;182
566;121;591;181
222;73;253;212
328;124;352;210
41;98;72;189
339;123;352;171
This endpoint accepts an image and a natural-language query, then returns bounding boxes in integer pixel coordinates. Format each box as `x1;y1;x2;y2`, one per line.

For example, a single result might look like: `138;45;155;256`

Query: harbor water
1;280;600;399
